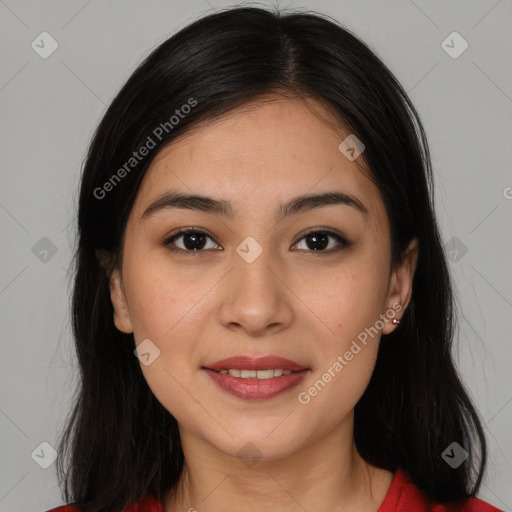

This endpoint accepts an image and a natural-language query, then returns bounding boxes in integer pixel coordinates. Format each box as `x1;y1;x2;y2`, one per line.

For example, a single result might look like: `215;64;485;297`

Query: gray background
0;0;511;511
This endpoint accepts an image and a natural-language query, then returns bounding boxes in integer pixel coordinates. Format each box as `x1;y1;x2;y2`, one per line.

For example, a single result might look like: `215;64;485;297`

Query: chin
207;422;307;462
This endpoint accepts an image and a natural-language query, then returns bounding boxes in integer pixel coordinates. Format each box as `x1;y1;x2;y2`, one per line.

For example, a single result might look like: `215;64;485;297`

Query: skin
107;94;419;512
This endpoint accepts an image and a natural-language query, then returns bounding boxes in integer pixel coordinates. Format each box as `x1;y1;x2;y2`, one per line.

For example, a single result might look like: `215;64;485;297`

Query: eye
162;227;351;254
292;229;352;254
162;228;220;253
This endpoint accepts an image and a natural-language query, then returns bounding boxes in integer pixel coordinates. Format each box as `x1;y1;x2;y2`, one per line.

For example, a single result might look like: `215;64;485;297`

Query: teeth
219;368;294;379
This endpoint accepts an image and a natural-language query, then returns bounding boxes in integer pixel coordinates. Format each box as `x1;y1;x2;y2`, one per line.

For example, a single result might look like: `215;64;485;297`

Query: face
108;95;418;462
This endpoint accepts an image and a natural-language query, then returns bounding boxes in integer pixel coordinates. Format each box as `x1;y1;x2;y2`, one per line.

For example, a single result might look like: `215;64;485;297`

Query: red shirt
45;468;502;512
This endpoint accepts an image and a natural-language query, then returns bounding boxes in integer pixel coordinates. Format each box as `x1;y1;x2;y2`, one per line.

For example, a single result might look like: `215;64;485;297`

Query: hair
56;4;488;511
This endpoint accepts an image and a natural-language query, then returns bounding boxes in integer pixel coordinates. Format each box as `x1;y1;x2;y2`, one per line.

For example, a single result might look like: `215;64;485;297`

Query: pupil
307;232;328;251
184;233;206;250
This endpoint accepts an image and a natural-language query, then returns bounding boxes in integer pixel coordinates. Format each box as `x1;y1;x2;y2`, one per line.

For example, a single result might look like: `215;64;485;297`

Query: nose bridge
219;233;292;332
232;233;280;294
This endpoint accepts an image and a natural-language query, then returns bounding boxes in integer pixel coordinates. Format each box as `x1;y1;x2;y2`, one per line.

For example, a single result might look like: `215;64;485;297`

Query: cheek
298;306;381;419
130;267;205;419
301;260;388;331
139;361;199;427
124;253;210;377
295;259;387;389
302;348;378;424
123;252;202;338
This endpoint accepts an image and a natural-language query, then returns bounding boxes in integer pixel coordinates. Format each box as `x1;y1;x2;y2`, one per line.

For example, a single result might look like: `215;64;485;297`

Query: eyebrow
140;190;369;223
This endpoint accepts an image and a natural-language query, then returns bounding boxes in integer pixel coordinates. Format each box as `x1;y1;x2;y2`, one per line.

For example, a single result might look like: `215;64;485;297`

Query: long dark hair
56;5;488;511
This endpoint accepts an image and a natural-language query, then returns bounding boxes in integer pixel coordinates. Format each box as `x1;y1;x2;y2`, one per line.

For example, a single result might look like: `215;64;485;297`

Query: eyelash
161;227;352;255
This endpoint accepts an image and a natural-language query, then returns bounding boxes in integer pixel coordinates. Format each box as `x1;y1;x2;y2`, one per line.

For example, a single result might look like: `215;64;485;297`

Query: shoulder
378;468;502;512
458;497;503;512
45;507;78;512
45;494;165;512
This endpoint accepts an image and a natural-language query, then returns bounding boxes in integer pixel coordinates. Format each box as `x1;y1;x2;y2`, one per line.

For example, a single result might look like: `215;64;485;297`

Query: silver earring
392;318;400;325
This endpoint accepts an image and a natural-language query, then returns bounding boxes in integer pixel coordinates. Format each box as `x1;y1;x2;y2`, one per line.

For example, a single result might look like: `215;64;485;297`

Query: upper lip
203;355;309;372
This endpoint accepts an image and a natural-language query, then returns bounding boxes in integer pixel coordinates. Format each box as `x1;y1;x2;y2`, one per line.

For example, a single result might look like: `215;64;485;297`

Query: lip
203;355;309;372
201;355;310;400
202;367;310;400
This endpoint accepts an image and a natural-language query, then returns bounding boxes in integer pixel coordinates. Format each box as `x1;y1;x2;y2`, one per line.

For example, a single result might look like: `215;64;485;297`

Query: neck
164;415;393;512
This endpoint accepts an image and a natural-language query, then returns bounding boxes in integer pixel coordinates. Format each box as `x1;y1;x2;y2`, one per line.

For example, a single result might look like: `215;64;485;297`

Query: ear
108;268;134;334
381;237;419;335
95;249;134;333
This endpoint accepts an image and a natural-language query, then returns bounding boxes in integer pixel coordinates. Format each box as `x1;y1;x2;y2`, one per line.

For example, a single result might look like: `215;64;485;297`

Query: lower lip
202;368;310;400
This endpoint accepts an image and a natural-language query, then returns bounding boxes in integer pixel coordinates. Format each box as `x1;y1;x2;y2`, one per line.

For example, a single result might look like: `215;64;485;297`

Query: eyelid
294;226;349;244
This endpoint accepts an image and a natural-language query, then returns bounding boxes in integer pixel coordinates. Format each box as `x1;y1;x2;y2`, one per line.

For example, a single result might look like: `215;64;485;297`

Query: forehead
132;95;389;235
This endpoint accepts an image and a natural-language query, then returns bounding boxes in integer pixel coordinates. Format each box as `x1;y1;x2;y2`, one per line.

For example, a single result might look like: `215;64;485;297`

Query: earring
392;318;400;325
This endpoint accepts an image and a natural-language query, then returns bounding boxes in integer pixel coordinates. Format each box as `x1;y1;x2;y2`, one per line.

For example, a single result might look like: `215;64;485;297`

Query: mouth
202;367;306;379
203;355;309;372
201;355;310;399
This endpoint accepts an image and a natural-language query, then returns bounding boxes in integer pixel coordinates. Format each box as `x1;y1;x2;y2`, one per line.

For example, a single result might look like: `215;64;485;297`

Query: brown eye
163;229;220;253
162;227;351;255
293;230;351;253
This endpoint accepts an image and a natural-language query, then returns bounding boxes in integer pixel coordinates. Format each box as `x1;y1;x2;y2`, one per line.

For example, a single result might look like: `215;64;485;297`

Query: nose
218;244;294;337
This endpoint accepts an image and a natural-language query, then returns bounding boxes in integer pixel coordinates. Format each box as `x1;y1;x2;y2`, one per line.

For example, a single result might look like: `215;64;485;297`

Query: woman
47;5;501;512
